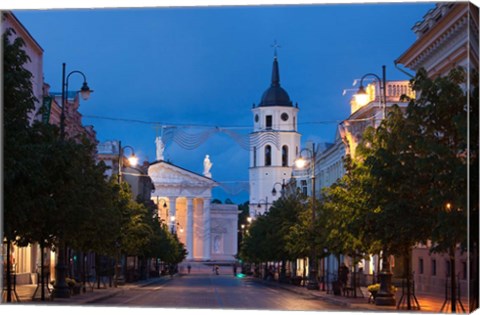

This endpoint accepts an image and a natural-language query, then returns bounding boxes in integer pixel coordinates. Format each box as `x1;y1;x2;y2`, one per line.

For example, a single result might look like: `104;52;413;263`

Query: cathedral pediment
148;161;217;188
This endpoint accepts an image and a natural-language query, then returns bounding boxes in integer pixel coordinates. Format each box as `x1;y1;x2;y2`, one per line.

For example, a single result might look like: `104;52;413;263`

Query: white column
186;198;194;260
168;197;177;233
203;198;211;260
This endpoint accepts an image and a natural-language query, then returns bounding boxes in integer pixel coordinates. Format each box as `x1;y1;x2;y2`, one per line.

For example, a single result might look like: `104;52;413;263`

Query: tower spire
271;40;281;87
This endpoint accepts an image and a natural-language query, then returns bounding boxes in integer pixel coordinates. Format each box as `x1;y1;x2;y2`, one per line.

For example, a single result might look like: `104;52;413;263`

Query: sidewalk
7;274;470;313
7;276;173;305
250;277;468;313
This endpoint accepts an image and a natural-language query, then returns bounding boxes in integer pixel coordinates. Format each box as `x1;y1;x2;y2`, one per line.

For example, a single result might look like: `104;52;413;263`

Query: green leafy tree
355;106;434;307
3;26;40;302
240;214;270;264
322;155;376;292
405;67;471;312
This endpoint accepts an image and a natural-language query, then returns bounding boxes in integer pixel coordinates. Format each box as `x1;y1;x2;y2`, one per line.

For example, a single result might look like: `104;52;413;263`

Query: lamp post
54;63;93;298
271;179;286;199
257;197;269;214
60;63;93;140
117;142;138;185
354;66;395;306
156;197;168;220
295;144;319;290
114;142;137;287
354;65;387;120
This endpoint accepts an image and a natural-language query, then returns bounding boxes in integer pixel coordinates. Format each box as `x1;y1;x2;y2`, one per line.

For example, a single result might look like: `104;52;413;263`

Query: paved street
92;274;342;311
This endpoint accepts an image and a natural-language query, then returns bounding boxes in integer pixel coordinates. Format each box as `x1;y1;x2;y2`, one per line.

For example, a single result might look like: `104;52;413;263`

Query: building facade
149;156;238;262
396;2;478;78
249;54;301;217
396;2;478;296
2;11;44;124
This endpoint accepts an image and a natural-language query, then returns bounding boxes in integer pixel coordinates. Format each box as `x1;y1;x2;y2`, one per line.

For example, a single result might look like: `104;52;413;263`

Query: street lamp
177;222;184;234
295;144;320;290
271;180;286;198
156;197;168;220
115;142;137;287
355;66;395;306
54;63;93;298
354;65;387;120
118;142;138;185
60;63;93;141
257;197;269;213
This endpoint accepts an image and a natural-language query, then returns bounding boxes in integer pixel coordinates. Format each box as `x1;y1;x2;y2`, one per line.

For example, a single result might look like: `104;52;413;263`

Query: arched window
282;145;288;167
265;145;271;166
253;146;257;167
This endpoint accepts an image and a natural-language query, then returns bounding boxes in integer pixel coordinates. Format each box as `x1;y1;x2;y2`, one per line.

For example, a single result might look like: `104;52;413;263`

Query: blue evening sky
12;1;435;203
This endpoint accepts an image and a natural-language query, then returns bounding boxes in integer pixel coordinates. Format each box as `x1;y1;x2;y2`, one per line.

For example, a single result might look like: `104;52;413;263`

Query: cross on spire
271;40;281;58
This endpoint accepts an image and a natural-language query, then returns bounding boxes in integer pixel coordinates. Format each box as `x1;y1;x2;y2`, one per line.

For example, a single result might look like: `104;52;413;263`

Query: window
282;145;288;167
301;180;308;196
302;187;308;195
419;258;424;274
265;145;271;166
253;146;257;167
432;259;436;276
266;115;272;129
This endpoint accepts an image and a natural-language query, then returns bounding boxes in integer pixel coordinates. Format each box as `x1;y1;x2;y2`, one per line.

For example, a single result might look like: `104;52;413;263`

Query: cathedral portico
148;156;238;262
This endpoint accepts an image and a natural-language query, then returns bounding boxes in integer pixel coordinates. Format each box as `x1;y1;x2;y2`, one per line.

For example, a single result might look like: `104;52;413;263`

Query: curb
250;278;380;310
250;278;351;307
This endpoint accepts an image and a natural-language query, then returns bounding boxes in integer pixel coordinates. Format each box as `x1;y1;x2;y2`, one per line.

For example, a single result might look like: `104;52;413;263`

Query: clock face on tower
281;113;289;121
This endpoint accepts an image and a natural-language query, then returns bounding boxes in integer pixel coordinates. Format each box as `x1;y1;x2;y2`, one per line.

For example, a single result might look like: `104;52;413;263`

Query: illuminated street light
54;63;93;299
294;145;319;291
354;65;387;119
115;142;137;287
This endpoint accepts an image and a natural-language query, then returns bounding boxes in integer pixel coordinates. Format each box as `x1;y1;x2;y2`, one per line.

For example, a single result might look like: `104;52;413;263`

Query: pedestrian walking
233;264;237;276
187;264;191;274
215;265;219;275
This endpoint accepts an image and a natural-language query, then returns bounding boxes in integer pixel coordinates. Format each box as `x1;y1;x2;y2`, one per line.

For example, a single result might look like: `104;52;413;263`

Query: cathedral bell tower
249;52;301;217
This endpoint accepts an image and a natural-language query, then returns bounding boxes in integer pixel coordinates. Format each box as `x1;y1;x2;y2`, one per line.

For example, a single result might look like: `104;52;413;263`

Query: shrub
367;283;396;293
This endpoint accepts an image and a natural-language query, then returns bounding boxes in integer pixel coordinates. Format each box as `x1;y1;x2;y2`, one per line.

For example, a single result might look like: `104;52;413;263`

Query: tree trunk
352;254;357;298
404;248;412;310
336;254;341;281
450;246;456;313
280;259;286;282
376;253;381;284
82;252;87;293
6;238;12;302
303;258;307;286
96;254;101;289
40;242;45;301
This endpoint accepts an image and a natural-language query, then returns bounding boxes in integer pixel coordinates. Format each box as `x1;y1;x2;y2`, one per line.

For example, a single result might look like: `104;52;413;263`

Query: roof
258;56;293;107
149;160;218;184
